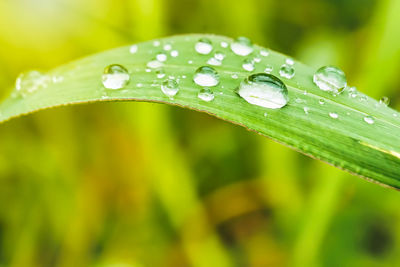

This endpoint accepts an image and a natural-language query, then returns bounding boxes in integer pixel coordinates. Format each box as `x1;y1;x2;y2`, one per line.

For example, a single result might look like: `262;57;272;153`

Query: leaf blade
1;34;399;188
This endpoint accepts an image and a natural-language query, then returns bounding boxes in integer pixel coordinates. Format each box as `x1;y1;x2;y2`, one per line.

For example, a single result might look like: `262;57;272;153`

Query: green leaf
1;34;399;189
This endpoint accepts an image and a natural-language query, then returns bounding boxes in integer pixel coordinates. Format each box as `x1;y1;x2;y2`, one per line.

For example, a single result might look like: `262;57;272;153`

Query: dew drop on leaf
198;88;215;102
242;59;255;72
193;66;220;87
329;112;339;119
364;116;375;124
156;52;167;62
129;45;138;54
16;70;50;96
313;66;347;93
237;73;289;109
264;65;273;73
260;49;270;57
161;79;179;98
195;38;213;55
231;37;254;56
102;64;130;90
379;96;390;106
279;64;295;79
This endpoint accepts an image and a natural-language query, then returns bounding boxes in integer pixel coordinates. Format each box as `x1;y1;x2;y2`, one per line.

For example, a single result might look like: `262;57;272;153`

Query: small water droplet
130;45;138;54
207;57;222;66
198;88;215;102
260;49;270;57
237;73;289;109
313;66;347;93
156;68;166;79
329;112;339;119
264;112;268;117
286;58;294;65
253;57;261;63
137;83;143;88
156;52;167;62
102;64;130;90
279;64;295;79
188;60;193;64
52;75;64;83
193;66;220;87
214;51;225;61
232;74;239;79
242;59;255;72
303;107;309;115
379;96;390;106
221;41;228;48
231;37;254;56
15;70;50;96
153;40;161;47
163;44;172;51
364;116;375;124
147;60;164;69
170;50;179;57
264;65;273;73
359;95;368;102
161;79;179;98
319;99;325;105
195;38;213;55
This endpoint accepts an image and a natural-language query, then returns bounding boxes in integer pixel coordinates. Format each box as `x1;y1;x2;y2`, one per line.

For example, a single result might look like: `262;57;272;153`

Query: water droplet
279;64;295;79
214;52;225;61
130;45;138;54
231;37;254;56
329;112;339;119
253;57;261;63
303;107;309;115
260;49;270;57
170;50;179;57
52;75;64;83
359;95;368;102
193;66;220;87
242;59;255;72
102;64;130;90
198;88;215;102
286;58;294;65
153;40;161;47
364;116;375;124
137;83;143;88
232;74;239;79
188;60;193;64
15;70;50;96
156;52;167;62
147;60;164;69
207;57;222;66
161;79;179;98
264;112;268;117
319;99;325;105
156;68;166;79
195;38;213;55
220;41;228;48
237;73;289;109
379;96;390;106
264;65;273;73
163;44;172;51
313;66;347;93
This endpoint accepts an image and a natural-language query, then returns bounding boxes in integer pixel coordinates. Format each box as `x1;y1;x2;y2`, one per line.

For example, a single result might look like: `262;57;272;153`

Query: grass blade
0;34;399;189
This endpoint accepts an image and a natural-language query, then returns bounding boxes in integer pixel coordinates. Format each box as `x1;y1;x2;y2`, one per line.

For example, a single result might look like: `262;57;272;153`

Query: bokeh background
1;0;400;266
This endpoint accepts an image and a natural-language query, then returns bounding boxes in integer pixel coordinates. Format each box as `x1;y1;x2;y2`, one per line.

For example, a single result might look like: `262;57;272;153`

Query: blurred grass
0;0;399;267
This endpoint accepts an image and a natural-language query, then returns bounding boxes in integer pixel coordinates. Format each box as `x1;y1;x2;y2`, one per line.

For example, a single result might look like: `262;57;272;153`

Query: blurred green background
1;0;400;266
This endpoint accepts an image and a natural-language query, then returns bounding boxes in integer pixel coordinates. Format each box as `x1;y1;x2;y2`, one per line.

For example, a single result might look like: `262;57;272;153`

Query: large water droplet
193;66;220;87
242;59;255;72
237;73;289;109
279;64;295;79
364;116;375;124
195;38;213;55
231;37;254;56
102;64;130;90
313;66;347;93
198;88;215;102
161;79;179;98
15;70;50;96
